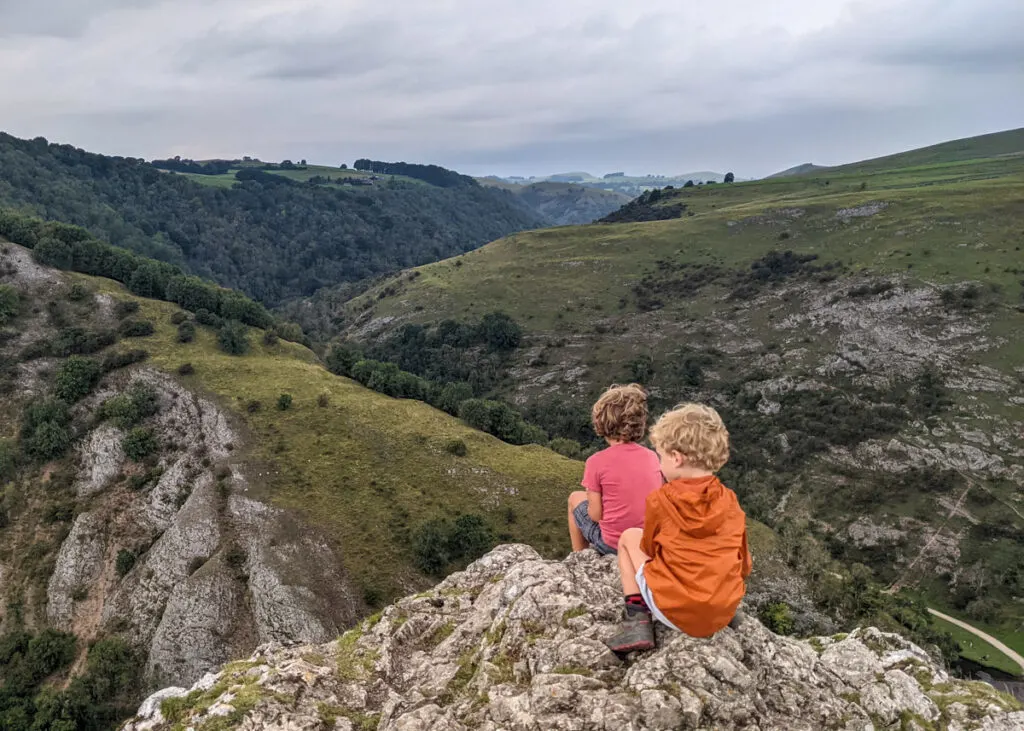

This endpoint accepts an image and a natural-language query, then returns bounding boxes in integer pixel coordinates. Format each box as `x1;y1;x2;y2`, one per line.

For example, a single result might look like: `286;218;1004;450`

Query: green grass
168;164;426;189
75;273;585;603
928;613;1023;678
829;127;1024;174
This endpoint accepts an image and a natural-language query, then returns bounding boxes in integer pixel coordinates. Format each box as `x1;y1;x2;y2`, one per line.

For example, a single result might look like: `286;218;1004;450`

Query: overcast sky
1;0;1021;178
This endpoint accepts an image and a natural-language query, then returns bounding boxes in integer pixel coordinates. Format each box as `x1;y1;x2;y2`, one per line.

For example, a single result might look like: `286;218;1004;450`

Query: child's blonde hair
650;403;730;471
591;383;649;442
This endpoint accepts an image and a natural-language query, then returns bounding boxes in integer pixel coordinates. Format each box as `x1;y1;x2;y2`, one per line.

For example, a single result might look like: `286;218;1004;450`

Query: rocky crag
0;245;359;688
125;545;1023;731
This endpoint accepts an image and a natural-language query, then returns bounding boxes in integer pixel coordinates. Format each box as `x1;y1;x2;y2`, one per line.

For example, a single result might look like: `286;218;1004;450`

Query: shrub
277;393;293;411
101;348;148;371
114;300;140;318
444;438;467;457
412;514;495;577
246;400;262;413
115;549;136;578
101;382;159;429
0;284;20;325
67;282;91;301
437;381;473;415
262;330;279;346
759;601;795;635
457;398;494;433
123;428;158;462
217;320;250;355
194;308;223;328
50;327;118;357
169;311;188;325
177;362;194;376
54;356;102;402
548;437;583;460
118;319;155;338
176;320;196;343
20;398;72;461
477;311;522;351
317;392;330;407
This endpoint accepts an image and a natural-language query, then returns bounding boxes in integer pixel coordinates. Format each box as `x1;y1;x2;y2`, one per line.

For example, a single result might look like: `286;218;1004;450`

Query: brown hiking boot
605;613;655;654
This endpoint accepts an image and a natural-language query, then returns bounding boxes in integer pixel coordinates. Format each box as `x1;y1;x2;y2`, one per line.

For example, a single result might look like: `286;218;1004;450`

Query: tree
683;180;695;188
217;320;250;355
477;312;522;351
54;356;102;402
724;172;735;183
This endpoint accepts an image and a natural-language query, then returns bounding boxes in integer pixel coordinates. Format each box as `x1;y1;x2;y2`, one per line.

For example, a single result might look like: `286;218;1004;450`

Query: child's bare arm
586;489;603;521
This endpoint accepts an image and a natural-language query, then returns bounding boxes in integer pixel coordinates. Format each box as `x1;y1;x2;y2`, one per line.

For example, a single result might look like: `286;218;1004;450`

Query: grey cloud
0;0;162;38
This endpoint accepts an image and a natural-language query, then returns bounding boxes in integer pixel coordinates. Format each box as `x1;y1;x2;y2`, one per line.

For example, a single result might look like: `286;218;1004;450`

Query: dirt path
928;608;1024;675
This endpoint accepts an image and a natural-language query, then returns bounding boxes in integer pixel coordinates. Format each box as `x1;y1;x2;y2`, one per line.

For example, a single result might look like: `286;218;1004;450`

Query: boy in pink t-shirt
568;384;664;554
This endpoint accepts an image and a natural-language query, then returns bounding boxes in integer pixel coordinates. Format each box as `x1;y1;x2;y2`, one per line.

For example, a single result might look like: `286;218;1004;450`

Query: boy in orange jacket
605;403;752;653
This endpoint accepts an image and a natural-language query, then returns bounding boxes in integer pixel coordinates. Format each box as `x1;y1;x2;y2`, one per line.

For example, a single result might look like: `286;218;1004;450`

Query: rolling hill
335;128;1024;668
477;179;631;225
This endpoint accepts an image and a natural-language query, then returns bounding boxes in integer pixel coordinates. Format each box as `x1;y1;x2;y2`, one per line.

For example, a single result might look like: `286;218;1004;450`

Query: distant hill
766;163;825;178
0;133;545;306
826;126;1024;174
487;170;729;195
477;179;630;225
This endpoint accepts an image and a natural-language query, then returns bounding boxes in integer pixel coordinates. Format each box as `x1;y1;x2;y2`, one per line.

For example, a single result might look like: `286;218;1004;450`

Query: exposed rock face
124;545;1023;731
42;367;360;687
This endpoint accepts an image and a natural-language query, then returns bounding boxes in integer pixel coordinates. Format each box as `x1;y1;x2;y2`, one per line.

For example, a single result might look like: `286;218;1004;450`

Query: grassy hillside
828;127;1024;174
337;129;1024;668
174;162;427;189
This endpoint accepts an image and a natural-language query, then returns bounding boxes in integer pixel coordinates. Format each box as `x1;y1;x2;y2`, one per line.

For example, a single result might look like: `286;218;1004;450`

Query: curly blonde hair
591;383;650;443
650;403;730;472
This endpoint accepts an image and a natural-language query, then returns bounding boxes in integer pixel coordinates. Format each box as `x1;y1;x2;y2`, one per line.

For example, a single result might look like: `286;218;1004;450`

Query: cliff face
0;244;360;688
125;545;1023;731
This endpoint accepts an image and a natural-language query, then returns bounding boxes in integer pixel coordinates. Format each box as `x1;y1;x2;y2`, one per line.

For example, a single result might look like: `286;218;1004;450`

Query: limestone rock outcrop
124;545;1023;731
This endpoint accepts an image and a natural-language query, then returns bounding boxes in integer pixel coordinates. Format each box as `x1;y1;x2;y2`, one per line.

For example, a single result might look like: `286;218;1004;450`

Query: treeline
150;157;233;175
0;132;542;305
352;159;477;188
599;187;687;223
0;211;278;331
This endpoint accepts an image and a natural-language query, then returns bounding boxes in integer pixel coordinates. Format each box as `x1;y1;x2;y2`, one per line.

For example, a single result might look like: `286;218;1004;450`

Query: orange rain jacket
640;475;752;637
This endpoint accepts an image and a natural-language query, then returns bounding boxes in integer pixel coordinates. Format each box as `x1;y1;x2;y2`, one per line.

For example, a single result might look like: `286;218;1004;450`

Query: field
929;613;1024;677
164;163;425;189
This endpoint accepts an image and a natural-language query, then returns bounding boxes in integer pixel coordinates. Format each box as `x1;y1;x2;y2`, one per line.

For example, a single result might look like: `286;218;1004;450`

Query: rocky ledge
123;545;1023;731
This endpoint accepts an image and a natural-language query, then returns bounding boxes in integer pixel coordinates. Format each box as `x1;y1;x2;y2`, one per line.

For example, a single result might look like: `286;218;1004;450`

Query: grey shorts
572;500;616;555
637;563;681;631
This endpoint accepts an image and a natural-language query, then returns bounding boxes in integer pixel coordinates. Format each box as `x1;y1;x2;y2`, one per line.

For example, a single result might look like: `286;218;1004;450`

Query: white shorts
636;562;681;632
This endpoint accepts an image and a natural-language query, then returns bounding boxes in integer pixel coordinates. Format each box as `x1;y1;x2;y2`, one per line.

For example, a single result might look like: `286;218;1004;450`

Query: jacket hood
652;475;734;538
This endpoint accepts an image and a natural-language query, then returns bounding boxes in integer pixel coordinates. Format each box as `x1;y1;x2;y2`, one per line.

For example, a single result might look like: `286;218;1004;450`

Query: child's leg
616;527;650;595
567;491;589;552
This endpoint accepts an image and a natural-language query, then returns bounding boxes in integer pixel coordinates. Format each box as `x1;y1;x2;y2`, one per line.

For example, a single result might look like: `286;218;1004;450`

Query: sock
624;593;650;617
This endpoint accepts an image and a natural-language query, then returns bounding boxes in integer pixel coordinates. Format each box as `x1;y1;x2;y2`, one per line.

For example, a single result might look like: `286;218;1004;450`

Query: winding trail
928;608;1024;675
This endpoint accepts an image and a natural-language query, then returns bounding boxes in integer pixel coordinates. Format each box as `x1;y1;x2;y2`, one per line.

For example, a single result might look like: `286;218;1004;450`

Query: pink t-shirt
581;442;664;549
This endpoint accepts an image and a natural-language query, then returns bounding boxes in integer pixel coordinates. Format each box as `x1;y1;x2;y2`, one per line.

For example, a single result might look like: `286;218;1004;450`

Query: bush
50;327;117;357
246;400;262;413
759;601;795;635
20;398;72;461
262;329;279;346
217;320;250;355
54;356;102;402
548;437;583;460
317;391;330;407
178;362;194;376
412;514;495;577
436;381;473;415
0;284;20;325
118;319;154;338
67;282;91;301
114;300;140;318
101;382;159;429
277;393;292;411
325;343;361;377
176;320;196;343
169;311;188;325
444;438;467;457
122;428;158;462
101;348;148;372
115;549;136;578
477;311;522;351
194;308;223;328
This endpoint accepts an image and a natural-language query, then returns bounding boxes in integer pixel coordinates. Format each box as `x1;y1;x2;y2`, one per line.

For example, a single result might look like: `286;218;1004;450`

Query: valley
335;129;1024;674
